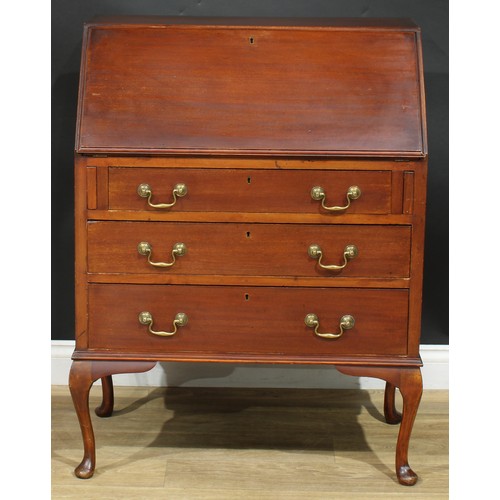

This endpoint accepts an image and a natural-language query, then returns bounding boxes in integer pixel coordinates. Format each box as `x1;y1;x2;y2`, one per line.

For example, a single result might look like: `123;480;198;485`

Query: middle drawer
88;222;410;278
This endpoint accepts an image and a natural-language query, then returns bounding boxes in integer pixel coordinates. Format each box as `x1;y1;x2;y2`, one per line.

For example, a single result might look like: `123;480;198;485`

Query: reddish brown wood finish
86;167;97;210
77;22;424;156
69;360;156;478
87;222;411;278
87;284;409;357
384;382;402;424
336;366;422;486
94;376;114;418
74;156;88;352
88;210;414;226
96;166;109;210
87;156;417;170
72;18;427;485
403;171;415;214
108;168;391;214
406;162;427;358
391;171;404;214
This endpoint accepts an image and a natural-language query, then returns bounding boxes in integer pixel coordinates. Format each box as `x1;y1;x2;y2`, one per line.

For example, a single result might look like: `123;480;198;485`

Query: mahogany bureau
70;17;428;486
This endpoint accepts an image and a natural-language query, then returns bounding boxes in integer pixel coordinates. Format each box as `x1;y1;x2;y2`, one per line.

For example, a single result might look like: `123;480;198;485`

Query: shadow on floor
108;386;397;481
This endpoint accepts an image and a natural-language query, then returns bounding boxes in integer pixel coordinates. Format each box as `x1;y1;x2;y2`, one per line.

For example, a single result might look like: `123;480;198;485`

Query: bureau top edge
84;16;421;31
75;149;428;160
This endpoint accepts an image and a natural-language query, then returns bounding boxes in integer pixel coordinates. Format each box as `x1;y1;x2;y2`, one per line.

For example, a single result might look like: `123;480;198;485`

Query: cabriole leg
336;365;422;486
384;381;402;424
95;376;114;418
68;360;156;479
395;368;423;486
68;361;95;479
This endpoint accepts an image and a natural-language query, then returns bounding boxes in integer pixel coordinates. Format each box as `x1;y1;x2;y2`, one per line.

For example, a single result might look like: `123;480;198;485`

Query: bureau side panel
407;159;428;356
74;156;89;350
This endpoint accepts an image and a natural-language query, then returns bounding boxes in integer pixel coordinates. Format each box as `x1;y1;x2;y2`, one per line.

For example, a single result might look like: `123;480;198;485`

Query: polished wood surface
86;156;419;170
337;366;423;486
76;20;425;156
108;168;391;214
87;285;409;357
53;385;448;497
384;382;403;425
94;375;114;418
72;18;428;485
69;361;156;478
87;210;414;225
88;222;410;278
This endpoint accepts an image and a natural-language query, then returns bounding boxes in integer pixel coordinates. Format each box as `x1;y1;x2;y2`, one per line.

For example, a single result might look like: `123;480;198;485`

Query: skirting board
52;341;448;389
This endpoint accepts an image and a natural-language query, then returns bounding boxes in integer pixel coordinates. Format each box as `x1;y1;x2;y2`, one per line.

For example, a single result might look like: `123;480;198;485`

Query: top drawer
108;168;391;214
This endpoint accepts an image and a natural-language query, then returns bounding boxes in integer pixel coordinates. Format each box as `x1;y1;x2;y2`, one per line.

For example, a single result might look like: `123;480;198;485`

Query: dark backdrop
52;0;448;344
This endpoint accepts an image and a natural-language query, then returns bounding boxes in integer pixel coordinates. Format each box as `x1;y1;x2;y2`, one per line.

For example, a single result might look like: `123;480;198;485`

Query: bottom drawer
88;285;408;357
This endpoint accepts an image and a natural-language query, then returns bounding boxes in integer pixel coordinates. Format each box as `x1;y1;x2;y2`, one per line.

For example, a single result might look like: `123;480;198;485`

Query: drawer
88;285;408;356
108;168;391;214
88;222;411;278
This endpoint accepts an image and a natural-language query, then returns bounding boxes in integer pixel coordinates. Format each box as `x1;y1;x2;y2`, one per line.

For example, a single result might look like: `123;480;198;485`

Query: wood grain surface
87;284;409;357
87;221;411;278
108;168;391;214
77;21;424;156
71;17;429;486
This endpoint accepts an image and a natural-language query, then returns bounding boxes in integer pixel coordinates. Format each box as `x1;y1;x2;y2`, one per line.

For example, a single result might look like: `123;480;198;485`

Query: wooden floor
52;385;448;499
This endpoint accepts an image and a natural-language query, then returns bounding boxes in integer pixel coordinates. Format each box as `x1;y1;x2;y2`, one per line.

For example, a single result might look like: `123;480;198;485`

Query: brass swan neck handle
137;182;187;209
310;185;361;212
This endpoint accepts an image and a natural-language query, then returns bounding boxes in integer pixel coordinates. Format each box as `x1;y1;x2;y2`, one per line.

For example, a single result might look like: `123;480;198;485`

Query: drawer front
108;168;391;214
88;285;408;356
88;222;411;278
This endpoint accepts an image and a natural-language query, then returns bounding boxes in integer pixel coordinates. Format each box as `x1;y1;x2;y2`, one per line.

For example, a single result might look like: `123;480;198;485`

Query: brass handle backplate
304;313;355;339
311;185;361;212
308;244;358;271
137;241;187;268
138;311;188;337
137;182;187;209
